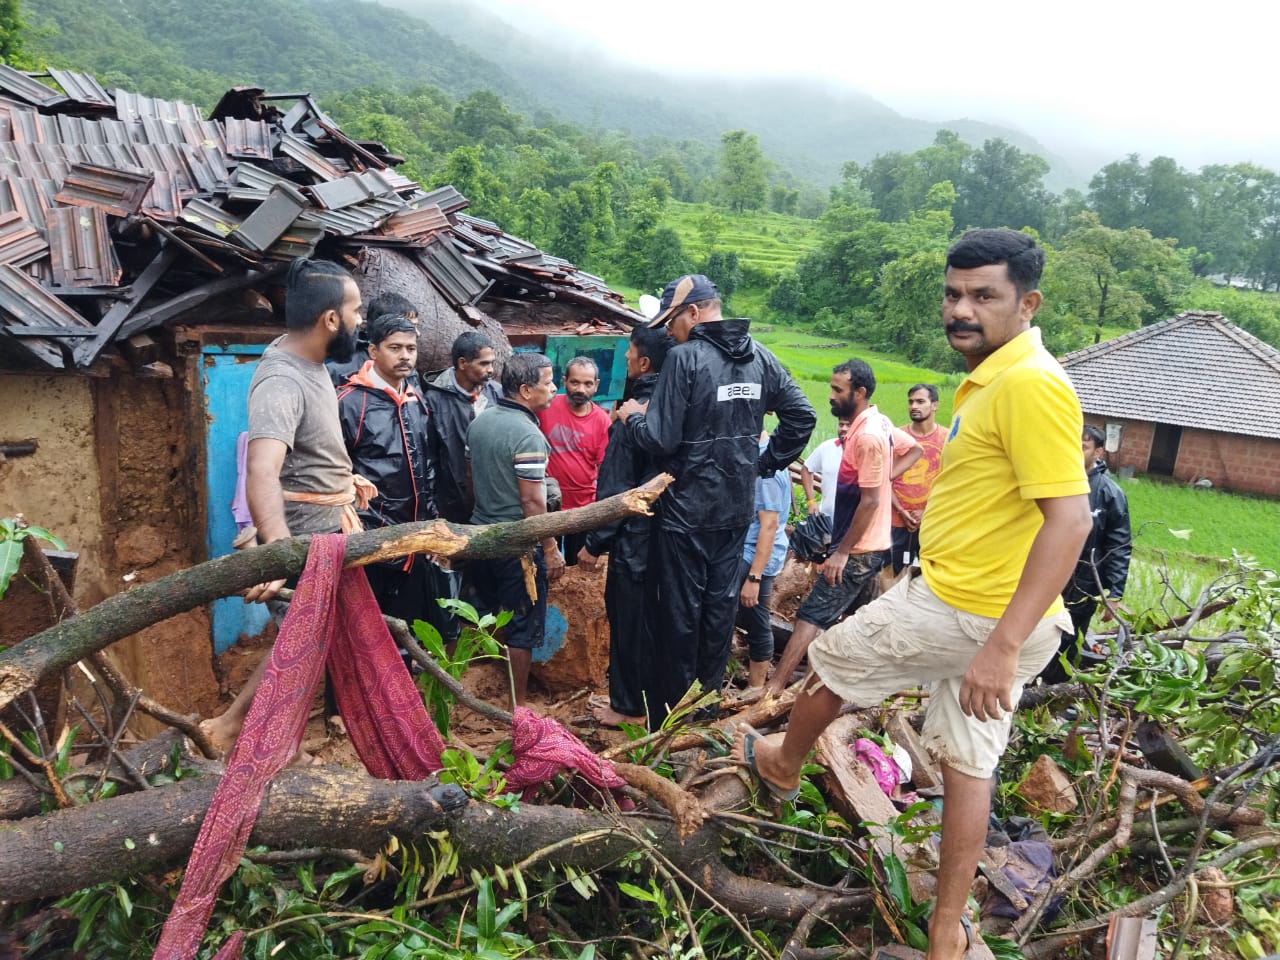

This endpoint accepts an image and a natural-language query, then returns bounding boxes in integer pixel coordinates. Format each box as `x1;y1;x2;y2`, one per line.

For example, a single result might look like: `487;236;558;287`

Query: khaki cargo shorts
807;569;1067;779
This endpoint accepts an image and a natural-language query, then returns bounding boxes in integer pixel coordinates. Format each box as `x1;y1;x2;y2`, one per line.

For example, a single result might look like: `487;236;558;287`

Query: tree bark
0;762;870;926
0;476;671;713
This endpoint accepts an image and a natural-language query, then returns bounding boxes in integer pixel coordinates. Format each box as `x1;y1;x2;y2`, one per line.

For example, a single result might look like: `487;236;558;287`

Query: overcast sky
475;0;1280;170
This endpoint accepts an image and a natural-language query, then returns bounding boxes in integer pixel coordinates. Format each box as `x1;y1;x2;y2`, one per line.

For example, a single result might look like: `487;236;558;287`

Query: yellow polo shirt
919;327;1088;618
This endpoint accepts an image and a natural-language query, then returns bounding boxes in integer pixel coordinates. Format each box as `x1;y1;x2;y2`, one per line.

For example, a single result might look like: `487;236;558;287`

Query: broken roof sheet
0;71;638;370
0;64;69;109
46;69;114;109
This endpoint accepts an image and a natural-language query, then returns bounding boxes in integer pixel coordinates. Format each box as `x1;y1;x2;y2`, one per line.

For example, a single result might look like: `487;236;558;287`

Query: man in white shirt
799;417;852;520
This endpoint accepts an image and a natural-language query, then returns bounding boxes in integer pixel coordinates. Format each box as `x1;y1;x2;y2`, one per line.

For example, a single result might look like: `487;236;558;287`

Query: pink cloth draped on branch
154;534;625;959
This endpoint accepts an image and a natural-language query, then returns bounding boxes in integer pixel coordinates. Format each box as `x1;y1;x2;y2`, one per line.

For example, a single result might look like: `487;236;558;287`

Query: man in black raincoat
617;275;815;725
577;326;675;727
337;312;448;638
1041;423;1131;682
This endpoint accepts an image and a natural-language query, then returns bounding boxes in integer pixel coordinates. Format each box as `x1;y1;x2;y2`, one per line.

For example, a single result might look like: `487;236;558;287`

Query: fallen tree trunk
0;475;671;712
0;762;870;926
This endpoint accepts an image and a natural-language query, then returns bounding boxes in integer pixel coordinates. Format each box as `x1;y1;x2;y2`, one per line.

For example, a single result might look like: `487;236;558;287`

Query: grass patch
1118;474;1279;573
753;326;959;446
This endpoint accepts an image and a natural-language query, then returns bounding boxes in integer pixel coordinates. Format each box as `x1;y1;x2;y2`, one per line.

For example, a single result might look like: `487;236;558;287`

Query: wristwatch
747;574;762;583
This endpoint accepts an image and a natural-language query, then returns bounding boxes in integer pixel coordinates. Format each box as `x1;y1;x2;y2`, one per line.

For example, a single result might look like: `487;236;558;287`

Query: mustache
567;392;592;402
946;321;982;335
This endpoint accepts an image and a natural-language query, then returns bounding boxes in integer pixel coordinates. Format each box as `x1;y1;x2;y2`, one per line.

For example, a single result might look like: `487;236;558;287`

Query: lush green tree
953;138;1051;232
702;250;743;302
1141;156;1195;242
1088;154;1146;229
767;274;803;319
769;184;799;215
1044;211;1192;342
431;145;506;220
716;130;767;213
1187;164;1266;280
1;0;24;62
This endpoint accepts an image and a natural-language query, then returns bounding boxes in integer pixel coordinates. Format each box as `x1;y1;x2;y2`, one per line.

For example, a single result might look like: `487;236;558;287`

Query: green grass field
753;327;961;445
1117;475;1280;573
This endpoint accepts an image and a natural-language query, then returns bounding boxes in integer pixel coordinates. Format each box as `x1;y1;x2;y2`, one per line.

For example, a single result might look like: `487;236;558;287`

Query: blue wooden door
203;344;271;654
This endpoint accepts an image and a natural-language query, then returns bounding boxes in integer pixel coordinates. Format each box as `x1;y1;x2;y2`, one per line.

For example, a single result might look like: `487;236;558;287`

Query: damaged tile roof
1061;311;1280;441
0;68;640;370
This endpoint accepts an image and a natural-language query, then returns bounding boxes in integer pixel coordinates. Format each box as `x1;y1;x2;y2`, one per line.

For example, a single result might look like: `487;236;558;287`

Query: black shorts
890;526;920;575
468;548;547;650
795;550;888;630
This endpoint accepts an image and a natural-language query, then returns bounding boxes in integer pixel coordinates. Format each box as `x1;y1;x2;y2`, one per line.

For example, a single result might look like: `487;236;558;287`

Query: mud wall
0;367;219;734
0;373;109;604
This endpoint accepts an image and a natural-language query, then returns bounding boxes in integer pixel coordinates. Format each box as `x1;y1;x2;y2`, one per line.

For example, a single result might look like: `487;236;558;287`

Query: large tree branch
0;762;870;928
0;475;671;712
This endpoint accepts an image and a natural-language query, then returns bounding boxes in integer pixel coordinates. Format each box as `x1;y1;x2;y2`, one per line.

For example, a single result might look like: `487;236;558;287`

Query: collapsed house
0;64;640;717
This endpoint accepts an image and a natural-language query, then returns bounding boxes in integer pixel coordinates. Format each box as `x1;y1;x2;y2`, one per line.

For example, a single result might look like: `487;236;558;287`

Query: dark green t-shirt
466;400;550;525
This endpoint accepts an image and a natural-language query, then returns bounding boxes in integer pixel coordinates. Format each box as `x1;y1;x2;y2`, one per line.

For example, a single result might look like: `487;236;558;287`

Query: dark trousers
890;525;920;575
733;556;776;663
561;530;591;567
645;526;749;726
605;561;649;718
1040;595;1098;684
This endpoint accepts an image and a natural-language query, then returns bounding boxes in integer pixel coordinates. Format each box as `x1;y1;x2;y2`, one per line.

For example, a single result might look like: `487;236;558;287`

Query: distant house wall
1085;414;1280;497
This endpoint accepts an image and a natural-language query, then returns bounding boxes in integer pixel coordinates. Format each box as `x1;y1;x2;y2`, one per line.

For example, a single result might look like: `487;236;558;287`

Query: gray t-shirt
466;400;549;525
247;338;352;534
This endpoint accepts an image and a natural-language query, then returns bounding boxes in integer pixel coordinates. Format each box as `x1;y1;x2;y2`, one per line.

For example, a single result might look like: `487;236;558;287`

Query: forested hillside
14;0;1280;364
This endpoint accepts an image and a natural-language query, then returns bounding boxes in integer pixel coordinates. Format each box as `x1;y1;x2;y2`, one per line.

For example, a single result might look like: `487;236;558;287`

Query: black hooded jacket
625;319;815;534
423;369;504;524
583;373;662;577
1065;461;1131;603
337;362;436;529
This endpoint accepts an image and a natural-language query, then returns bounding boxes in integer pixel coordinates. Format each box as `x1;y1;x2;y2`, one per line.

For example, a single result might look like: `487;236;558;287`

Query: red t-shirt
536;394;611;509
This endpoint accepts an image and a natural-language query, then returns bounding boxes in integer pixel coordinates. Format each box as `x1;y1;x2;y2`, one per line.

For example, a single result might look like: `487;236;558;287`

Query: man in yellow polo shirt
736;229;1091;960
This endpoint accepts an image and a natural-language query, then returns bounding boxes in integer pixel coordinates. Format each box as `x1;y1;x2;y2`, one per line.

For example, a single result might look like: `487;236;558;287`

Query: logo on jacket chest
717;382;762;401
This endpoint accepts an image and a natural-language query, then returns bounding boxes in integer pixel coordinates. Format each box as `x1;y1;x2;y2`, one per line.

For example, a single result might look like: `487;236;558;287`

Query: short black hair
908;383;939;403
366;313;417;346
365;291;417;322
945;229;1044;295
565;356;599;379
630;326;674;374
1083;424;1106;449
501;352;552;398
833;358;876;400
451;331;494;368
284;258;351;331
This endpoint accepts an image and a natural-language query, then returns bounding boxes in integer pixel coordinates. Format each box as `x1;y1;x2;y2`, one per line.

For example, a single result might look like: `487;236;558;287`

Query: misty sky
476;0;1280;171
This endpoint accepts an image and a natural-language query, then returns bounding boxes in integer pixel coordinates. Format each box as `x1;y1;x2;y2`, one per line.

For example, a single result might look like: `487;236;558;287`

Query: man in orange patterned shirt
889;383;948;576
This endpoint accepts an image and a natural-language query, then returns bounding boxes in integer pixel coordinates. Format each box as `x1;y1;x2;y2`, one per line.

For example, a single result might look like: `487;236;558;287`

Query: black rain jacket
583;373;662;578
423;369;504;523
625;319;815;534
337;362;436;530
1066;462;1131;603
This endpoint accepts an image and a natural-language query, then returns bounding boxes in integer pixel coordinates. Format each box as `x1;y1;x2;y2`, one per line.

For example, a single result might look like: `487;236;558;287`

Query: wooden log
0;475;672;713
816;715;936;904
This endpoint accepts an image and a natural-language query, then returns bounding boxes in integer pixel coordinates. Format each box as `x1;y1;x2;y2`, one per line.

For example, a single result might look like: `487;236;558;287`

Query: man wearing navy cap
617;275;815;725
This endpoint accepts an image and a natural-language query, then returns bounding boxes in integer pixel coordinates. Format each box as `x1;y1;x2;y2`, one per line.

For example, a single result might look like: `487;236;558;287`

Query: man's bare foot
198;715;241;759
731;726;802;799
925;916;974;960
591;701;645;728
327;714;347;737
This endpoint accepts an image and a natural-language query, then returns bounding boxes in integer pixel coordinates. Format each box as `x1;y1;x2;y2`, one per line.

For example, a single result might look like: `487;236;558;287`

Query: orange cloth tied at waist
282;475;378;534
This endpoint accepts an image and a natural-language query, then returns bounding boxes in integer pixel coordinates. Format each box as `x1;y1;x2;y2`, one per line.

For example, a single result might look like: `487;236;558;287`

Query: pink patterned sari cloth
153;534;624;960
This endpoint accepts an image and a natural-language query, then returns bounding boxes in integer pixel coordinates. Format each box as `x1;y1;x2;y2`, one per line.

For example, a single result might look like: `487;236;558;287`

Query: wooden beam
75;243;180;366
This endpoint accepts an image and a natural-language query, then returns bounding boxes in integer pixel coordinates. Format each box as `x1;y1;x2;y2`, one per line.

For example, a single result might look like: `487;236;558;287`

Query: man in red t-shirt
537;356;611;564
890;383;948;576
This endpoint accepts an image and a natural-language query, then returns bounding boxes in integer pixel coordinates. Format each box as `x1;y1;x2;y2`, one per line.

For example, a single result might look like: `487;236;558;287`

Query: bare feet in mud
589;696;645;729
